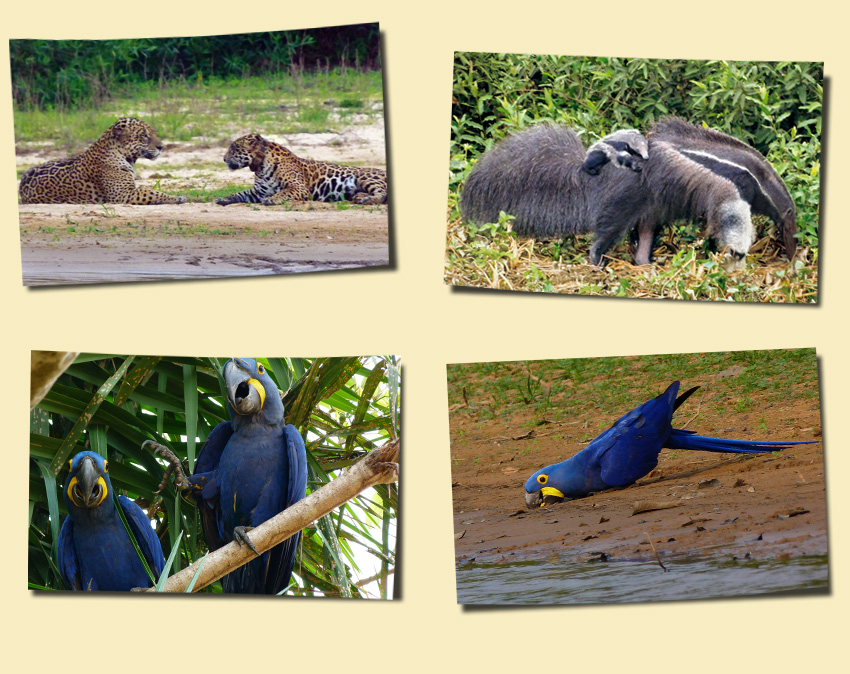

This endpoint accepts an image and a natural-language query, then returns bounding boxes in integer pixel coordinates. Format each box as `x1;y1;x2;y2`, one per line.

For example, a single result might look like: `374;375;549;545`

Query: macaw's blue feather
57;450;165;591
524;381;816;508
187;358;308;594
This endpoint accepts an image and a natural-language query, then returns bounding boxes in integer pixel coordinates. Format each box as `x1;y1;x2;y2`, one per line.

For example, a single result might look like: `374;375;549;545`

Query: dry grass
444;215;818;302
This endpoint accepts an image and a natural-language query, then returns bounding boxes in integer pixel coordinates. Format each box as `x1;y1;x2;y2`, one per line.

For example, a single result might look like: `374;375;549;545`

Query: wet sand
19;204;389;285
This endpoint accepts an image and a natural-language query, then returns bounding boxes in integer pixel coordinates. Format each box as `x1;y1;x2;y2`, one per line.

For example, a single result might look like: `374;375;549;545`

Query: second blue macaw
184;358;308;594
58;450;165;590
525;381;816;508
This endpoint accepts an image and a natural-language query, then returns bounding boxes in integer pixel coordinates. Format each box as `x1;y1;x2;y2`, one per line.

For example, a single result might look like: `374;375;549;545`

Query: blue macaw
525;381;816;508
58;450;165;590
183;358;308;594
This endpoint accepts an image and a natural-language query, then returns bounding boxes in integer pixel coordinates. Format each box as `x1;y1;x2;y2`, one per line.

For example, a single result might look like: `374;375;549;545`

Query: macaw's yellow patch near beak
541;486;565;499
67;475;109;508
248;378;266;409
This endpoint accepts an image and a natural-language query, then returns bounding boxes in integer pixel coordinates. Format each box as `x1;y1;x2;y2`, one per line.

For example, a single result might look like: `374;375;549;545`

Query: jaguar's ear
111;123;130;143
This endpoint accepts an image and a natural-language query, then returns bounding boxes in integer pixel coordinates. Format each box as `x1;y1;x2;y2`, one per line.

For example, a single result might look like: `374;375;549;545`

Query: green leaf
48;357;135;476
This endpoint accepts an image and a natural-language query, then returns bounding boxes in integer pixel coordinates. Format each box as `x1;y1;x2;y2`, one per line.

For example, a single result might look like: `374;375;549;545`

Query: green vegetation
14;71;383;153
447;55;821;301
29;355;399;598
446;348;819;427
11;26;381;111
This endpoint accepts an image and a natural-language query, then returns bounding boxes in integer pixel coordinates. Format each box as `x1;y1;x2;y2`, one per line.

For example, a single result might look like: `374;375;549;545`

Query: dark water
456;554;829;605
23;260;376;285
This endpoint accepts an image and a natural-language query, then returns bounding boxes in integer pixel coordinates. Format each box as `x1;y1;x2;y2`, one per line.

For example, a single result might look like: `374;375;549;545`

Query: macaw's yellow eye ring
104;460;109;472
68;459;73;471
257;363;265;374
537;474;548;485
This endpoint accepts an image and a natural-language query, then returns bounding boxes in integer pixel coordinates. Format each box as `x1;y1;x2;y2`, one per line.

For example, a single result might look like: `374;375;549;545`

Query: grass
23;219;305;239
13;71;384;153
445;211;819;302
446;349;819;428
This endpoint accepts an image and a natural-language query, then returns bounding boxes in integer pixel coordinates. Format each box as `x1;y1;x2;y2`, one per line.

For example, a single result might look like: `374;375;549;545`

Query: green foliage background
449;54;822;257
447;348;819;429
29;354;399;598
11;24;382;111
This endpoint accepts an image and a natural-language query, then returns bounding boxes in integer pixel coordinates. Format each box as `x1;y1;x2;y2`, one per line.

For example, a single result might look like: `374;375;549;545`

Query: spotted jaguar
215;133;387;206
18;117;186;205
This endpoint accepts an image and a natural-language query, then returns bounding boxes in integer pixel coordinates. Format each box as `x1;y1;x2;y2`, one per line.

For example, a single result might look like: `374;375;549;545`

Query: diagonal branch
148;439;399;593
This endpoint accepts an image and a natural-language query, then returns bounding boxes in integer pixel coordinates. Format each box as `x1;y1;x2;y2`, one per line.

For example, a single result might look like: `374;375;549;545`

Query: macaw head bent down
187;357;308;594
58;450;165;590
524;381;815;509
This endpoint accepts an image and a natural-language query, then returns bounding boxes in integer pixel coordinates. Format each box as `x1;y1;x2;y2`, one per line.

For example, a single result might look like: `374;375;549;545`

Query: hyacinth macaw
525;381;816;508
184;358;308;594
57;450;165;590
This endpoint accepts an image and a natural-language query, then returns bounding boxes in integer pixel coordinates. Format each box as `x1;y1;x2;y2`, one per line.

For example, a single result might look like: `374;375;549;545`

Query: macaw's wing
285;425;308;508
597;381;680;488
191;421;233;552
258;425;308;595
195;421;234;474
119;495;166;581
57;516;82;590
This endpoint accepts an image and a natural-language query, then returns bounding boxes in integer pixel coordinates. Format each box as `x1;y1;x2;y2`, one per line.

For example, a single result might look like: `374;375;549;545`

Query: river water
456;554;828;605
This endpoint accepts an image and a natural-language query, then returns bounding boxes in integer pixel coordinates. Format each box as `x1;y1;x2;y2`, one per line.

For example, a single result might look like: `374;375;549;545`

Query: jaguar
215;133;387;206
18;117;186;205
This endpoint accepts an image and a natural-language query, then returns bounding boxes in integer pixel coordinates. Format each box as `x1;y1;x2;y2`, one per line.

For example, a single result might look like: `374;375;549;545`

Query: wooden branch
149;439;399;593
31;351;78;409
354;567;395;588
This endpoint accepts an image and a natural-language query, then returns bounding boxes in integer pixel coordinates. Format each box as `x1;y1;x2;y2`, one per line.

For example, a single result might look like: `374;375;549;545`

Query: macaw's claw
233;526;260;556
143;440;190;492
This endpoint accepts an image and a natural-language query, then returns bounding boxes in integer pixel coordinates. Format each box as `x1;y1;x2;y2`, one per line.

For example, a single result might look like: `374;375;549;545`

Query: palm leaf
29;354;399;597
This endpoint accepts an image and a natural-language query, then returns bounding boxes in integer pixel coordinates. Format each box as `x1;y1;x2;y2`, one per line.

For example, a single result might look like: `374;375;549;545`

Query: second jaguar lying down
216;133;387;206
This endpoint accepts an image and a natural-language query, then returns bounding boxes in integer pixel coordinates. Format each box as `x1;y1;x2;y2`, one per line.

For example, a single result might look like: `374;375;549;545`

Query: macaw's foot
233;526;260;556
142;440;190;492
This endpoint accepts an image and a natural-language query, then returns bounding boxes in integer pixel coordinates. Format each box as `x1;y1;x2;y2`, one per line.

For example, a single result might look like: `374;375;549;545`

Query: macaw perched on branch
525;381;816;508
151;358;308;594
58;451;165;590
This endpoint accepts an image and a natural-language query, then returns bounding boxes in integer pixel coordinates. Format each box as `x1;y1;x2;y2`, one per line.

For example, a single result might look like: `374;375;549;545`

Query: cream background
2;2;844;671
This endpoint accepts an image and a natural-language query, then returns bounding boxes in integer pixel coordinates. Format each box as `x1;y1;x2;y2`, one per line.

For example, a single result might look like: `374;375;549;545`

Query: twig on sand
645;532;668;572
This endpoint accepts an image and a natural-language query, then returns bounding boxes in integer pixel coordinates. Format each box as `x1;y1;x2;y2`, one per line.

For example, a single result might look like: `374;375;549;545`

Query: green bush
450;54;822;252
11;24;381;111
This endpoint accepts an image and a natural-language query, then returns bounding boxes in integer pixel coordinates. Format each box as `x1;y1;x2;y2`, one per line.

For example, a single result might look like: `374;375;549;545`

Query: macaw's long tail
668;428;816;454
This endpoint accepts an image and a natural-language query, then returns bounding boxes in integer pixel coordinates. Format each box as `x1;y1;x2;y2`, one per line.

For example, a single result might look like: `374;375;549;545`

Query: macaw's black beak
525;488;566;509
75;456;106;508
525;490;543;509
224;359;265;415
